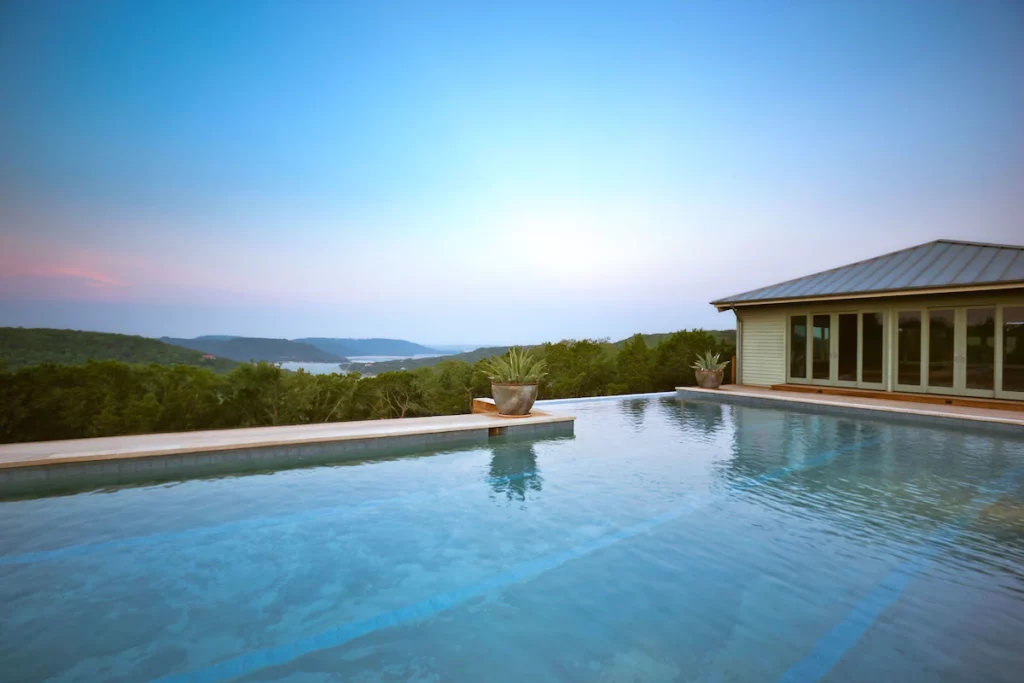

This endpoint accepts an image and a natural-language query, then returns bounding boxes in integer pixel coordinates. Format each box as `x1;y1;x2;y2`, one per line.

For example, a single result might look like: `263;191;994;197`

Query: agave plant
480;347;548;384
691;350;729;372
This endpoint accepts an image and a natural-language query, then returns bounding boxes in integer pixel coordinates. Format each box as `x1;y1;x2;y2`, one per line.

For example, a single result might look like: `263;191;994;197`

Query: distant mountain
347;346;511;375
350;330;738;375
295;338;443;358
429;344;482;353
0;328;238;372
162;337;345;363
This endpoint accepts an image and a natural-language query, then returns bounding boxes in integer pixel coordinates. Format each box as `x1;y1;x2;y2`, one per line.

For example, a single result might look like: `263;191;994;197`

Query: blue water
2;397;1024;682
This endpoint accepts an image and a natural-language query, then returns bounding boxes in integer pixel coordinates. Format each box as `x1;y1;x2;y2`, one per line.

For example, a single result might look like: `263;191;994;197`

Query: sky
1;1;1022;345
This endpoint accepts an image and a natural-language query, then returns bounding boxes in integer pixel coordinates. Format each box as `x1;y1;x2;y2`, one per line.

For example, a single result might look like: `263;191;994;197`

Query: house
712;240;1024;401
202;354;217;360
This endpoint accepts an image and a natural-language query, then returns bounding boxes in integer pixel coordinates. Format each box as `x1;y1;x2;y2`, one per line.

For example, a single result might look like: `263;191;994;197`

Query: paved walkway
0;410;574;470
676;385;1024;428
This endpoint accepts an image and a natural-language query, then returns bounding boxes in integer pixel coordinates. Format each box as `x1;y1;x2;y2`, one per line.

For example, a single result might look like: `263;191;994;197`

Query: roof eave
709;280;1024;309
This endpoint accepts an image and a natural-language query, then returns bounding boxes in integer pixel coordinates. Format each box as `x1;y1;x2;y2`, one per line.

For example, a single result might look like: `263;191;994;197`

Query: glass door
836;313;858;386
788;311;888;389
810;314;832;384
859;312;885;389
1000;306;1024;400
788;315;808;384
962;307;996;398
926;309;956;394
783;302;1020;399
901;306;997;397
895;310;924;392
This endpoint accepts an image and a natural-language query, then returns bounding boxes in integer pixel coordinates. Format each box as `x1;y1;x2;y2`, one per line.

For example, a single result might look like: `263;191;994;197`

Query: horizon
2;1;1022;345
0;325;736;351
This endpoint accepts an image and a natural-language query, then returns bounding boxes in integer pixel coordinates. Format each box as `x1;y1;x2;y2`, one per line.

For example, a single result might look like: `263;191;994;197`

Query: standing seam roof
712;239;1024;305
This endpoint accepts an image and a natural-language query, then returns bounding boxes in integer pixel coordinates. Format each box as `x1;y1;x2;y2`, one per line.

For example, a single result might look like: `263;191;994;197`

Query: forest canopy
0;328;238;372
0;329;733;444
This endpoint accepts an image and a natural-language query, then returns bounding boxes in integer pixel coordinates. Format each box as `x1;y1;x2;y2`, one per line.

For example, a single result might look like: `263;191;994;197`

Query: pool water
2;396;1023;682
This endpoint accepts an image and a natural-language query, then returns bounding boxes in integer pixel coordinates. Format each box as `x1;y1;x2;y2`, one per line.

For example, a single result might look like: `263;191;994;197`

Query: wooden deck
770;383;1024;413
675;385;1024;429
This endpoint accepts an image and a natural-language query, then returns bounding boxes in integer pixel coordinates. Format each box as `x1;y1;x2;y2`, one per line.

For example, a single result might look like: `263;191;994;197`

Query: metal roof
712;239;1024;308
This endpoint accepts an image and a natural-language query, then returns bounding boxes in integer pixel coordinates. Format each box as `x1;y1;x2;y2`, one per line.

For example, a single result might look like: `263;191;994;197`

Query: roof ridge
935;238;1024;250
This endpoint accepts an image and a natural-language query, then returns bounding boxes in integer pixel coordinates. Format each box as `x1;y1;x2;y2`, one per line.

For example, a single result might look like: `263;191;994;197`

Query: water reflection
658;397;725;436
719;402;1024;544
619;399;648;432
487;442;542;502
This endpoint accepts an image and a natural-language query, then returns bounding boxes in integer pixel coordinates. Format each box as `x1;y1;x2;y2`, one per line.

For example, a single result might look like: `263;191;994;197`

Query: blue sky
1;1;1022;345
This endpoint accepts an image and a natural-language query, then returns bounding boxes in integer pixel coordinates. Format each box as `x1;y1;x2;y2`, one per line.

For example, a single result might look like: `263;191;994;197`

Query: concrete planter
694;369;724;389
491;383;539;416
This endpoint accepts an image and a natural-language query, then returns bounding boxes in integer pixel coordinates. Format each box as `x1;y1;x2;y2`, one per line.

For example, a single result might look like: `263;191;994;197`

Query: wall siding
739;310;786;386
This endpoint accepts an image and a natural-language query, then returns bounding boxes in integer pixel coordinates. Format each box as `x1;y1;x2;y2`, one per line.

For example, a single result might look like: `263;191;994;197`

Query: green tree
416;360;476;415
286;371;360;423
368;371;425;419
0;327;735;445
222;362;289;426
616;333;654;394
652;329;732;390
0;327;238;371
151;364;227;432
538;339;616;398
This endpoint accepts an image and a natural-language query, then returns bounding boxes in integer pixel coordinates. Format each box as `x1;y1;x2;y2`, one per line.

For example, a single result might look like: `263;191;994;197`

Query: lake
281;354;449;375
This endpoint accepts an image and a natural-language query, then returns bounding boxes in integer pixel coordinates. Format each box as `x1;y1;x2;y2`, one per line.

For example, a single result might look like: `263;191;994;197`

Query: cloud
31;266;126;288
0;252;129;301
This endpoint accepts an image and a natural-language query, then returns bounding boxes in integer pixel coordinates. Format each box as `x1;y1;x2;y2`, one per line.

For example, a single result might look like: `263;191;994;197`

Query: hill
614;329;736;349
161;337;345;363
295;337;442;358
0;328;238;371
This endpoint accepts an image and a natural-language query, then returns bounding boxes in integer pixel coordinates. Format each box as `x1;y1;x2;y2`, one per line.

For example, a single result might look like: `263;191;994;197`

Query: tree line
0;327;238;372
0;329;733;444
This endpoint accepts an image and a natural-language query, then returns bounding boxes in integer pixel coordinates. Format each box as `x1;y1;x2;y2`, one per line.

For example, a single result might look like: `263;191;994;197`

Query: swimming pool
1;396;1023;682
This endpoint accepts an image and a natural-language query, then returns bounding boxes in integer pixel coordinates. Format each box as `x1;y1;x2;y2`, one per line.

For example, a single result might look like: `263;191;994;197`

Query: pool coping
0;410;575;471
675;385;1024;431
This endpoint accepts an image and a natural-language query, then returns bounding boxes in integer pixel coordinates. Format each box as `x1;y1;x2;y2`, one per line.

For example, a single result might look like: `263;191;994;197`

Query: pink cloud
31;266;126;288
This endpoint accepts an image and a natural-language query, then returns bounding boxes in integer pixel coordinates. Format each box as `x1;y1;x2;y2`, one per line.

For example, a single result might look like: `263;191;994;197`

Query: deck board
769;383;1024;413
675;385;1024;428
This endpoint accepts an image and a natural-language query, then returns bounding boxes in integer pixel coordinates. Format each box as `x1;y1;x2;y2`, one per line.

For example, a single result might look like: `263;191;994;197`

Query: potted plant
692;351;729;389
480;347;548;416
